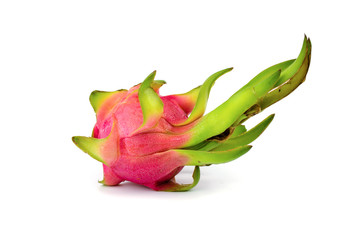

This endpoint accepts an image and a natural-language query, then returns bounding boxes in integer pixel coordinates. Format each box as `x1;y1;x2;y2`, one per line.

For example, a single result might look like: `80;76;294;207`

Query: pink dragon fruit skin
72;36;311;191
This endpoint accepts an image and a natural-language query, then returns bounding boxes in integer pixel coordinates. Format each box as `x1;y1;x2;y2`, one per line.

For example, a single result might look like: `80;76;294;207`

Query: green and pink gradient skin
73;36;312;191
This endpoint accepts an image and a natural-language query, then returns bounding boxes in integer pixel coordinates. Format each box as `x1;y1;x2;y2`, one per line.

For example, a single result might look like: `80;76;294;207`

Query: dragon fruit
72;36;311;191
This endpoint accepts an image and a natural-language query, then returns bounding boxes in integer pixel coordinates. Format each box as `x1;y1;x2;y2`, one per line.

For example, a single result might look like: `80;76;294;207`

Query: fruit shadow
97;165;236;197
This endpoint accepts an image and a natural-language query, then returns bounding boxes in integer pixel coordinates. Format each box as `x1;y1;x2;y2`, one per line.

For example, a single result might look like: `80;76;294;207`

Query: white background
1;1;361;239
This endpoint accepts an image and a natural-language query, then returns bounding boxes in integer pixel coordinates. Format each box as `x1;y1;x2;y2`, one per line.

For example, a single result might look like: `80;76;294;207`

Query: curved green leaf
153;166;200;192
277;35;308;86
177;145;252;166
175;67;233;126
72;136;107;164
260;37;312;110
137;71;164;132
72;117;120;166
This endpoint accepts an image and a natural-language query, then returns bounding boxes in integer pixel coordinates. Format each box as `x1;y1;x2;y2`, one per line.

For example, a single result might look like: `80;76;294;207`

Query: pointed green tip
89;89;127;113
140;70;157;89
98;179;119;186
150;70;157;78
277;36;308;85
152;80;167;91
72;136;81;145
72;136;107;165
154;80;166;85
269;113;275;121
218;67;233;75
